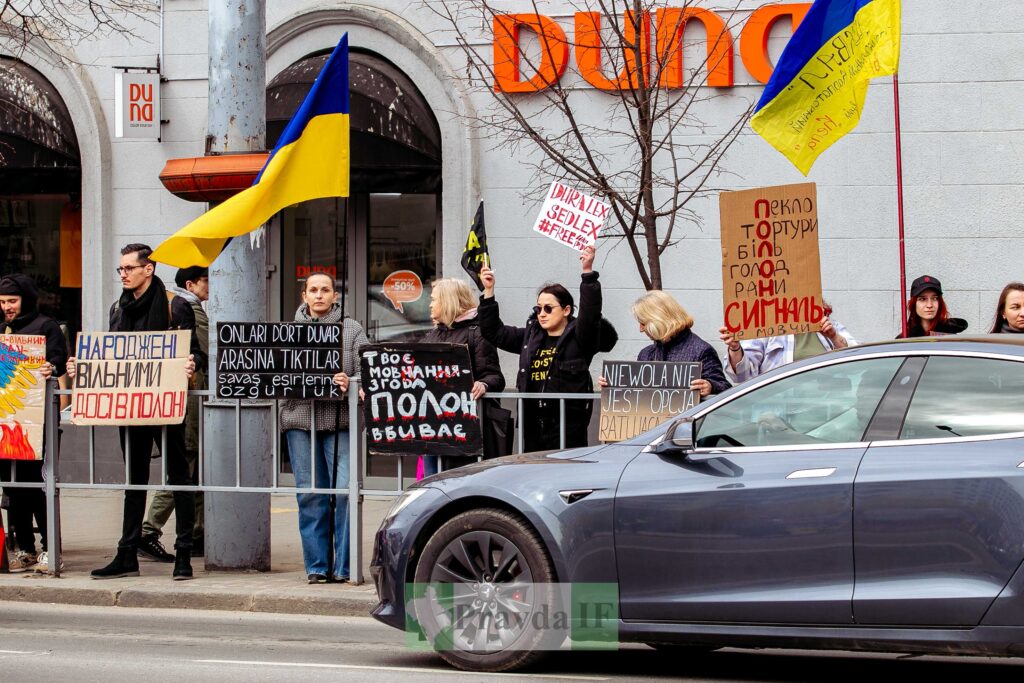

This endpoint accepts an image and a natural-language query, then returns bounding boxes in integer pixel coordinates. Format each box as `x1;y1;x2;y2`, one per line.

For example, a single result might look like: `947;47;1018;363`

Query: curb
0;581;378;617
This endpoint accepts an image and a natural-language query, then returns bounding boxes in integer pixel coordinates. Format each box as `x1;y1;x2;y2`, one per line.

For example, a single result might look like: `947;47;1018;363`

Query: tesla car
371;336;1024;672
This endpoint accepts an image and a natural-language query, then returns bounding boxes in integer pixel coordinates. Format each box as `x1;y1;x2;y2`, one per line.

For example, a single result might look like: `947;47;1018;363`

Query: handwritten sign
720;182;824;340
382;270;423;313
0;335;46;460
360;342;482;458
72;331;190;425
599;361;701;443
532;181;609;252
217;322;344;400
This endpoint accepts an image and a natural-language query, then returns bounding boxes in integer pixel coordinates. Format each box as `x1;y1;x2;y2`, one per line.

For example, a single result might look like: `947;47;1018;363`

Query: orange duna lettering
493;14;569;93
656;8;734;88
740;3;812;84
575;11;651;91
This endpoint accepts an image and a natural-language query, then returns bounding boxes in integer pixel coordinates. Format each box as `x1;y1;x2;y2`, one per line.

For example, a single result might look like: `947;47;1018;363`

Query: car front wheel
411;508;557;672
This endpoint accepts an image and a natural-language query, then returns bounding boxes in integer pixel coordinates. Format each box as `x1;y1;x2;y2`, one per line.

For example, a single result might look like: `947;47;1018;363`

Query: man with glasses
67;244;202;580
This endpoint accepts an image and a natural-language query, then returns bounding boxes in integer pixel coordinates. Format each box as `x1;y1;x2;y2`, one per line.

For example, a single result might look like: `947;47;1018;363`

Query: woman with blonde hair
419;277;506;476
600;290;729;397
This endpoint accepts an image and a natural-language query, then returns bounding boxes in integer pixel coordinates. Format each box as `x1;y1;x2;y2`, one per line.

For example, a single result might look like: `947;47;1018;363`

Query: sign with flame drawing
0;335;47;460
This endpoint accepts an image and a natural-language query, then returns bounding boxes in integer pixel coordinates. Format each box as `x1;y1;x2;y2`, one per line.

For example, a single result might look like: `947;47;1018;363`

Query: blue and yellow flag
750;0;900;175
153;35;351;267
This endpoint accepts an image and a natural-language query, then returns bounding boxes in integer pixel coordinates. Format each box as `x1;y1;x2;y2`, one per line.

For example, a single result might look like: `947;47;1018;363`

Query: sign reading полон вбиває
360;342;482;458
599;361;701;442
216;322;344;400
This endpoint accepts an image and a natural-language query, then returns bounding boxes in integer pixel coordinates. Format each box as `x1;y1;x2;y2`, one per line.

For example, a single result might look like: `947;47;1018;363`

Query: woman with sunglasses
478;246;610;452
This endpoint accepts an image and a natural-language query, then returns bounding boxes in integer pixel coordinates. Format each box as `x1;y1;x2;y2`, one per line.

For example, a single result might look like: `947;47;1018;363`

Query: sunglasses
533;304;563;316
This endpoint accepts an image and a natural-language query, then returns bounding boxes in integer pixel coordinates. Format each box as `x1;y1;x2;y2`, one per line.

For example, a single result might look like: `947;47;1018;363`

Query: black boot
91;548;140;579
172;547;193;581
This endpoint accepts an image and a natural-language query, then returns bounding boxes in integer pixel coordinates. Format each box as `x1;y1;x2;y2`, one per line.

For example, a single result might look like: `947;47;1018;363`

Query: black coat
421;316;505;393
108;282;206;373
478;271;611;396
2;274;68;376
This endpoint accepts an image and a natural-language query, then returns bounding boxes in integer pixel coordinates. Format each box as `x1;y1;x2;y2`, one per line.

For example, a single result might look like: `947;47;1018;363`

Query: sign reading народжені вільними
216;322;344;400
720;182;824;341
599;361;701;443
72;331;190;425
360;343;482;458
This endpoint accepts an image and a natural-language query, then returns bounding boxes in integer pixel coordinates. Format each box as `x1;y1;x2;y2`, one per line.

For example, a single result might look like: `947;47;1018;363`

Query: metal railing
2;379;600;584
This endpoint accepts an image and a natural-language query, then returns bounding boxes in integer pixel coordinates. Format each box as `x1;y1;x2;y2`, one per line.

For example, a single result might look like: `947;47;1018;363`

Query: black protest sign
360;342;482;458
599;361;701;442
216;322;344;399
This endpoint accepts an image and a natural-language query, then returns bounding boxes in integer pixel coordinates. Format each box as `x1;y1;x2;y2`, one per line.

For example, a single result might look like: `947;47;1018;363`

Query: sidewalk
0;490;388;617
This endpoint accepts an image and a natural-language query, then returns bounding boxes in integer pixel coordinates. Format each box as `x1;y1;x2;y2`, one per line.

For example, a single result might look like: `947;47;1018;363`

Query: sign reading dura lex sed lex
115;72;160;139
492;3;811;92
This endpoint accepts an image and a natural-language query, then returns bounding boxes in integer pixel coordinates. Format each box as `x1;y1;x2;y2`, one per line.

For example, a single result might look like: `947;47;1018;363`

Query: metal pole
894;74;908;338
348;378;361;585
43;379;61;577
203;0;271;571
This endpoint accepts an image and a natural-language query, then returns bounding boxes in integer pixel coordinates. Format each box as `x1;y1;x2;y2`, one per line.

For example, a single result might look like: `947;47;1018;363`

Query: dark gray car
371;336;1024;672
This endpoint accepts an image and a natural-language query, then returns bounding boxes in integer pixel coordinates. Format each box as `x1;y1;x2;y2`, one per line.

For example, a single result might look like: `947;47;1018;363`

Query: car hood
413;444;620;485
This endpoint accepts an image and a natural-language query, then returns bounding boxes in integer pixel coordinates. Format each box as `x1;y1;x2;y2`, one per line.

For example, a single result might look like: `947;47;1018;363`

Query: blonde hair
431;278;478;327
631;290;694;342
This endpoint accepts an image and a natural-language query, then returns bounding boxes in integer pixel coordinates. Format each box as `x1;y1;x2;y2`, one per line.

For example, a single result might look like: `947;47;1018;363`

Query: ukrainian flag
750;0;900;175
152;35;351;267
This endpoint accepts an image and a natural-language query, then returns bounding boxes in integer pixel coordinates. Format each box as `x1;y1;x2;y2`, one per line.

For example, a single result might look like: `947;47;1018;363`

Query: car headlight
384;487;431;523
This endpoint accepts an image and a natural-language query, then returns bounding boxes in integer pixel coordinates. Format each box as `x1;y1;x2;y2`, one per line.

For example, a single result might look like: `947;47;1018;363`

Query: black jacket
3;274;68;376
896;317;969;339
109;280;206;373
422;315;505;393
478;271;613;396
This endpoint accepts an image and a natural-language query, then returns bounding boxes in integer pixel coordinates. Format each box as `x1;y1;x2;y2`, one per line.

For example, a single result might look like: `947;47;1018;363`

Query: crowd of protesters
1;239;1021;583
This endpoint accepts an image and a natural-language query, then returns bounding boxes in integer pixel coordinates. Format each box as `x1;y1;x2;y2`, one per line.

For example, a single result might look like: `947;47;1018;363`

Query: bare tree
0;0;154;55
428;0;756;290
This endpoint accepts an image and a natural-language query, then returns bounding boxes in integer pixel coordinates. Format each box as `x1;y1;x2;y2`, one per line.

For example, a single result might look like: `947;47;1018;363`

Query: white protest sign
531;181;609;252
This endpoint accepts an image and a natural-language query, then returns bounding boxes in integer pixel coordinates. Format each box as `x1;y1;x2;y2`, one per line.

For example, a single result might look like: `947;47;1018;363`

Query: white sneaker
33;551;63;574
9;550;36;573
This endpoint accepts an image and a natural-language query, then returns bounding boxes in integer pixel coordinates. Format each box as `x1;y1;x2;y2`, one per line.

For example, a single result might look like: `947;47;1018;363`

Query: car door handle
786;467;837;480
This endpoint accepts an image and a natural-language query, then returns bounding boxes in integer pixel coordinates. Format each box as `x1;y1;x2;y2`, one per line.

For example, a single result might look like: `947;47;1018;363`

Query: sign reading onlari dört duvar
360;342;482;458
720;182;824;340
216;322;344;400
72;331;190;425
599;360;701;443
0;334;47;460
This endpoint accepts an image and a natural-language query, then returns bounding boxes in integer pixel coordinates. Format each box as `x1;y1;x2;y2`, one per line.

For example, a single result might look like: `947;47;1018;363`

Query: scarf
295;301;344;324
117;275;169;331
454;307;478;323
1001;320;1024;334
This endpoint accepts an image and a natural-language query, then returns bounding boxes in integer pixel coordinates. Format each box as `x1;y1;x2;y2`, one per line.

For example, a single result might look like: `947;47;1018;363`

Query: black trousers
1;460;46;553
118;424;195;551
522;399;592;453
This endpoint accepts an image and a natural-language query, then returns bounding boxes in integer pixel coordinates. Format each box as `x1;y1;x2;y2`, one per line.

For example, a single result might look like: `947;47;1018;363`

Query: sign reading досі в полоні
719;182;824;341
360;342;482;458
216;322;344;400
72;331;190;425
532;181;609;252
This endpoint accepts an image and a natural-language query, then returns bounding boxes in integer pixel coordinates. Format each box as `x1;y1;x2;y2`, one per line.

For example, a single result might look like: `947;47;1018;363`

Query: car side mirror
652;417;695;455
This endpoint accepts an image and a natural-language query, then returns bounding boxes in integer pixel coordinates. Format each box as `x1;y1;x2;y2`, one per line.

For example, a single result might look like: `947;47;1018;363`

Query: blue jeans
285;430;350;579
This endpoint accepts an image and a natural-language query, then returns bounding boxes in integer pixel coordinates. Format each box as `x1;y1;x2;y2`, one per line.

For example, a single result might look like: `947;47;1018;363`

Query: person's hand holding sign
184;354;196;380
471;381;487;400
821;319;848;349
719;326;743;369
690;378;712;397
333;372;350;393
580;245;595;273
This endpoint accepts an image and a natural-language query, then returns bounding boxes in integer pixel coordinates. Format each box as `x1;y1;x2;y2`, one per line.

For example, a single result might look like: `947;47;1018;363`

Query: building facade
1;0;1021;369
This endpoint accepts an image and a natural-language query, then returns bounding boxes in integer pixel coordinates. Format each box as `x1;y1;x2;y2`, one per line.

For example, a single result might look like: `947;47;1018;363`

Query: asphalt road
3;602;1024;682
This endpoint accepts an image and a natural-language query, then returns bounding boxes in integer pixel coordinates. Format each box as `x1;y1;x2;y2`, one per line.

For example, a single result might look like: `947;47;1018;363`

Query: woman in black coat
420;278;505;476
478;246;610;452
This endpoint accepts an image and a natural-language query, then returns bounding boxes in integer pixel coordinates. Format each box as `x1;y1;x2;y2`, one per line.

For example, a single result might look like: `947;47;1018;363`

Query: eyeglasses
115;265;145;275
533;304;562;316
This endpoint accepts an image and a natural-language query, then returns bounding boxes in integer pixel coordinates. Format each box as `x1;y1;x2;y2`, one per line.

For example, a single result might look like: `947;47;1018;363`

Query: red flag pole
894;73;908;338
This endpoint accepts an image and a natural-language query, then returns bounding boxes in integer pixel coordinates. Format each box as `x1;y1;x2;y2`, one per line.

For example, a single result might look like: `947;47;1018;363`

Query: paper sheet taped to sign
72;330;190;426
532;181;609;252
720;182;824;340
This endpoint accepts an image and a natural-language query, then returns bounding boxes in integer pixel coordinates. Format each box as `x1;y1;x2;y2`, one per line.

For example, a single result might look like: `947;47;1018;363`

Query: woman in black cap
898;275;968;338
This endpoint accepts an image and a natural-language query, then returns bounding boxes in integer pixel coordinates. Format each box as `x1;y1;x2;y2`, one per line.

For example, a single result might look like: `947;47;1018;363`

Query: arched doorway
268;48;441;339
0;57;82;335
267;48;442;485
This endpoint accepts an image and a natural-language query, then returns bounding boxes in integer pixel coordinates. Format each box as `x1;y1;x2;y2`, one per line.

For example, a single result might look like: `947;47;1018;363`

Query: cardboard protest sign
217;322;344;400
599;361;701;443
720;182;824;340
360;342;482;458
0;335;47;460
72;331;190;426
532;181;609;252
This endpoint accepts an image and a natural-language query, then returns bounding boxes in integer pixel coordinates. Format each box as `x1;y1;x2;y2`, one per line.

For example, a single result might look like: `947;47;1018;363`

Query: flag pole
894;73;908;338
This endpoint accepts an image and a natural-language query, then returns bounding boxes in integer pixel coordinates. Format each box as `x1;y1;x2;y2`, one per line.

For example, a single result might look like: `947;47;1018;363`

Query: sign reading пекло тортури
217;322;344;400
